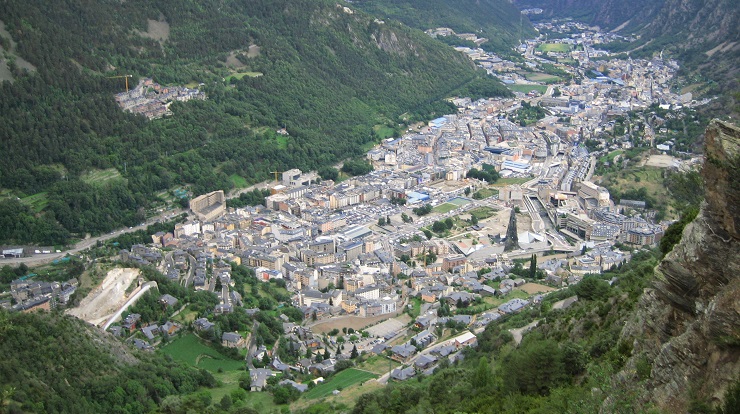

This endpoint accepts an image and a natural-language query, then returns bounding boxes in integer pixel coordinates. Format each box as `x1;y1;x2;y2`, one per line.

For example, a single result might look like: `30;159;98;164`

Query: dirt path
509;319;540;345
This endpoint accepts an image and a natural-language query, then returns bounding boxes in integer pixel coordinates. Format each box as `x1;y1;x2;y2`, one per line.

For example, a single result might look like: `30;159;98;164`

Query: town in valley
1;18;708;401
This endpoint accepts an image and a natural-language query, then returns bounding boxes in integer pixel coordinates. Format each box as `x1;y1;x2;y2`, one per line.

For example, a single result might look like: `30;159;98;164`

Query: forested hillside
0;309;217;413
353;0;536;55
0;0;514;245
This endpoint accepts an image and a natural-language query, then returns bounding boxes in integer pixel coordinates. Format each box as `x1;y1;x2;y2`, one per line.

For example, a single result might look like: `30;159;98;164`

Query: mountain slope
612;120;740;411
514;0;739;51
0;309;216;413
353;0;536;53
513;0;739;104
0;0;511;243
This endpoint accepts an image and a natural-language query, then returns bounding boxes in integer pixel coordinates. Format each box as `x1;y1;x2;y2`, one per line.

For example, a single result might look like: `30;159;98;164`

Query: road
522;193;545;233
181;253;197;288
2;209;186;266
101;281;158;331
509;320;540;345
4;173;277;268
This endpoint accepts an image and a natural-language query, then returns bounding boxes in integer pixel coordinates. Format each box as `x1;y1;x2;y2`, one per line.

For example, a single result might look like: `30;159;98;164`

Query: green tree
529;254;537;279
473;356;493;389
502;337;567;395
660;208;699;257
574;277;611;301
432;221;446;233
219;394;233;411
318;167;339;181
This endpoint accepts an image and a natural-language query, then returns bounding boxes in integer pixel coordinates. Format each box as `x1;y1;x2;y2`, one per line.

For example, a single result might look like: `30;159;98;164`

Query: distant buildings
114;78;206;119
190;190;226;221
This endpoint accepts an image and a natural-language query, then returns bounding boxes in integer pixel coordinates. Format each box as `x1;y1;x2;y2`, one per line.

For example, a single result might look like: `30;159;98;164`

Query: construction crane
269;171;283;182
107;74;133;92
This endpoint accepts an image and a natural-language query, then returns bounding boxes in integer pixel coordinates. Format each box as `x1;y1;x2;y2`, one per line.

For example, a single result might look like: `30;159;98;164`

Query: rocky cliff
613;120;740;411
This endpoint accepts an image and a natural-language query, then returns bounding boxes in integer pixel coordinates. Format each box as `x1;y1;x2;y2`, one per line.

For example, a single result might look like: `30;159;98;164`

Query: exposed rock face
615;120;740;411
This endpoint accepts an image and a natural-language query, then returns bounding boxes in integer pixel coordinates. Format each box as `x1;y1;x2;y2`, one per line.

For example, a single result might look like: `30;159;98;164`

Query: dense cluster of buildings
1;20;695;392
114;78;206;119
5;277;78;312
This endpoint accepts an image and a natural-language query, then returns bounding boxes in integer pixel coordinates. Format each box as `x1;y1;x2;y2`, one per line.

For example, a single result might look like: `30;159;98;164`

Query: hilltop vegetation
0;0;514;245
0;309;217;413
353;0;536;56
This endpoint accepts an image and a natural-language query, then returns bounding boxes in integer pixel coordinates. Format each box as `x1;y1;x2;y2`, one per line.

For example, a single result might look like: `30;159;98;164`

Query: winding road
101;281;159;331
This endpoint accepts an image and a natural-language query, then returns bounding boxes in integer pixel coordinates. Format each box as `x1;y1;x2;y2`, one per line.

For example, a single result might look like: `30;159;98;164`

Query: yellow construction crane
107;74;133;92
269;171;283;182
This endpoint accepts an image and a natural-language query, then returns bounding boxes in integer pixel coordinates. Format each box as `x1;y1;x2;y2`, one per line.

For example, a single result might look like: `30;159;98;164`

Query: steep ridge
614;120;740;411
512;0;648;28
513;0;738;37
513;0;739;50
353;0;536;53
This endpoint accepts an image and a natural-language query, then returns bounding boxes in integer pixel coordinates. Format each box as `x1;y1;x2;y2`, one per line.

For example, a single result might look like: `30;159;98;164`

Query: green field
468;206;497;220
524;73;562;83
207;371;281;412
225;71;263;82
173;306;199;324
275;134;288;149
81;168;124;185
373;124;396;140
601;166;675;217
598;150;624;166
558;58;578;66
606;166;665;194
472;187;499;200
491;177;532;187
407;297;422;319
303;369;378;399
537;43;571;53
448;197;471;207
358;355;401;375
229;174;249;188
21;192;48;212
160;333;244;372
432;203;457;214
482;289;530;307
507;84;549;94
